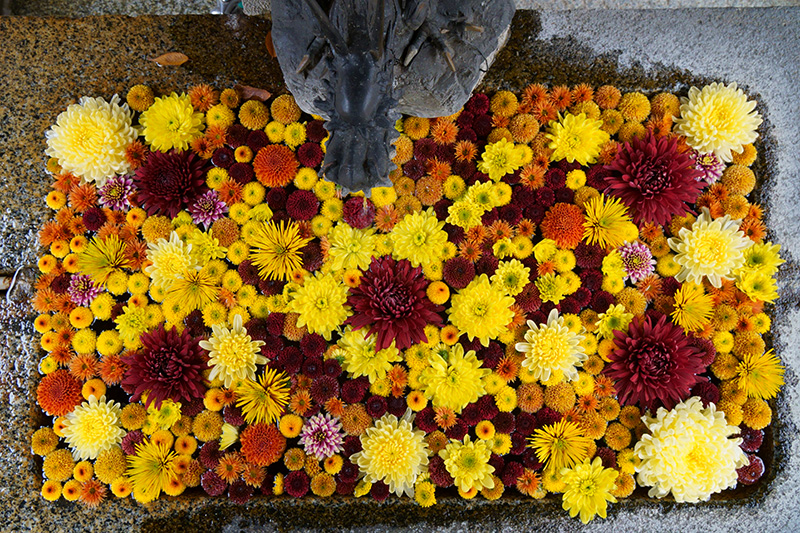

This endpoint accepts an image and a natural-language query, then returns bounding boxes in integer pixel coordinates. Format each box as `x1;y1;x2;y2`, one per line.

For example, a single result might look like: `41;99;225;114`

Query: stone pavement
0;7;798;533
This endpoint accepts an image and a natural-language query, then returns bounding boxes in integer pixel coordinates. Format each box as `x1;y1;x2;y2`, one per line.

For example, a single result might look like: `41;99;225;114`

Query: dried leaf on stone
265;31;276;58
149;52;189;67
235;85;272;102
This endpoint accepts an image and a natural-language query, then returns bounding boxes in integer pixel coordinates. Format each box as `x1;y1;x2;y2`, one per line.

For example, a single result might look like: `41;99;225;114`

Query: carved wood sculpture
271;0;515;193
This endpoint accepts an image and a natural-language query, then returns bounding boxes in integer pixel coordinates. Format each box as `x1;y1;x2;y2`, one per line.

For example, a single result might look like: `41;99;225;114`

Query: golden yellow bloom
140;92;205;152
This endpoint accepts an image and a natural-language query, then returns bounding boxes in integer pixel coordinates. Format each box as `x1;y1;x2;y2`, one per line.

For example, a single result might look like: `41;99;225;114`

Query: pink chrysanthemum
618;241;656;283
346;256;443;351
98;175;134;211
67;274;102;306
299;414;344;461
689;150;726;184
604;314;705;411
189;189;227;227
605;132;704;225
133;150;208;218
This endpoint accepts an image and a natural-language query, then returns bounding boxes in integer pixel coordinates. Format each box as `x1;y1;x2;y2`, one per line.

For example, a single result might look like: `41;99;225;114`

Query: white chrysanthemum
351;411;430;497
667;208;753;288
635;396;748;503
144;231;197;290
516;308;586;382
45;95;138;185
199;314;266;388
62;395;126;460
673;82;762;162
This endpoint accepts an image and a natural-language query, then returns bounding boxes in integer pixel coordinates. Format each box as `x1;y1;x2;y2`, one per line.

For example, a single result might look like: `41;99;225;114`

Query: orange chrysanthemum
576;395;599;413
454;140;478;162
431;120;459;145
98;354;127;385
188;84;219;112
240;423;287;467
33;288;59;313
69;353;99;381
534;102;558;125
465;226;488;245
216;452;244;483
739;217;767;242
324;397;346;418
521;83;549;113
79;478;107;508
488;220;515;242
550;85;573;111
572;84;594;104
375;205;400;232
434;406;457;430
68;183;98;214
50;346;73;365
516;219;536;238
458;240;482;263
416;175;444;206
37;369;83;416
593;375;616;398
636;274;663;302
39;221;70;247
123;239;148;271
254;145;298;188
426;159;451;182
540;203;585;249
516;469;541;497
289;389;313;416
217;179;244;206
124;141;149;171
495;356;520;382
190;136;215;159
53;172;81;194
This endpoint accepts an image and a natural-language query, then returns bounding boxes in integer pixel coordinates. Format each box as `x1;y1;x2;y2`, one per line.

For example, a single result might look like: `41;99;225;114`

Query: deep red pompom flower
346;256;443;351
121;325;207;409
604;313;705;411
133;150;208;218
605;132;704;225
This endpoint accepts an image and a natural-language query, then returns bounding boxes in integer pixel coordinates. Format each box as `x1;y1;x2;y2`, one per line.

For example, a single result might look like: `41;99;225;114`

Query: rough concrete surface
0;7;799;533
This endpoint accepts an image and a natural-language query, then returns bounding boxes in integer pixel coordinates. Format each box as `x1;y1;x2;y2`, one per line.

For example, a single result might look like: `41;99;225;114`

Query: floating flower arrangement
32;80;784;522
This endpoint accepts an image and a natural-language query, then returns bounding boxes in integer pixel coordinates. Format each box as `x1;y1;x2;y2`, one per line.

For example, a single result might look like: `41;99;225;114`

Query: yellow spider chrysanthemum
140;92;205;152
561;457;619;524
45;95;137;185
439;436;495;493
418;343;490;414
61;395;125;461
635;396;748;503
736;349;785;400
126;438;179;503
164;268;219;312
144;231;197;291
199;314;266;388
668;208;753;288
287;272;351;340
391;208;448;268
477;138;526;182
338;326;401;383
516;308;586;383
528;419;591;473
671;282;714;333
326;223;377;271
249;220;312;281
673;82;762;162
448;274;516;347
351;411;430;497
546;113;610;166
236;368;292;424
77;235;132;286
583;194;633;250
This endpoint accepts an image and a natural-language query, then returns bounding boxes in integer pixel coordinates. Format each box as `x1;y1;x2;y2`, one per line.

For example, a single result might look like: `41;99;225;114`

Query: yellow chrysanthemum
126;439;179;503
736;349;785;400
140;92;205;152
635;396;748;503
44;95;137;184
188;229;227;262
288;272;351;340
594;304;634;340
439;436;495;493
528;419;591;473
476;138;526;182
236;368;292;424
76;235;132;287
446;199;485;230
546;113;610;166
673;82;762;162
671;282;714;333
327;223;377;271
734;269;779;304
561;457;619;524
491;259;531;296
144;231;197;291
391;208;448;268
114;304;150;345
249;220;312;281
350;411;430;497
739;241;785;276
61;395;125;461
668;208;753;288
418;343;490;414
448;274;515;347
516;308;587;383
199;314;267;388
338;327;401;383
583;194;633;250
164;268;219;312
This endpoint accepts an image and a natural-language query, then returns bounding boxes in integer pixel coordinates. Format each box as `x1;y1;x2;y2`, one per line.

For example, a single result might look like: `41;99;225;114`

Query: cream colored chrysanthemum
45;95;137;185
351;411;430;497
439;436;495;493
448;274;516;347
673;83;762;162
62;395;125;460
338;326;401;383
140;92;205;152
287;272;351;341
326;223;377;271
391;208;448;268
418;343;490;414
634;396;748;503
516;308;586;383
144;231;197;291
667;208;753;288
199;314;266;388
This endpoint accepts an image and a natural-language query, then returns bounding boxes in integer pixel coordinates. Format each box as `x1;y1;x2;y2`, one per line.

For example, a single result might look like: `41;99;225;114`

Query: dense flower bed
31;81;784;522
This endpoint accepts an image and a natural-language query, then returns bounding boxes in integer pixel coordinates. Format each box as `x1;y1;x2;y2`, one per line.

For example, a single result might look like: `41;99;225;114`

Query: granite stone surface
0;8;798;533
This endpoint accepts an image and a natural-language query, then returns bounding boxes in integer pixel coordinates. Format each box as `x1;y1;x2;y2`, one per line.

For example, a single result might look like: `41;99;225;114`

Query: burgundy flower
346;256;443;351
604;314;705;411
605;132;704;225
134;150;208;218
121;325;207;409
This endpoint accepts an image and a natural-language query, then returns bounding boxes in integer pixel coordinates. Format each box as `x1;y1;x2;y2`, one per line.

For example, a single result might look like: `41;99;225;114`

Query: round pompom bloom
121;325;207;409
605;314;704;411
211;146;235;168
300;413;345;461
62;395;125;460
346;256;443;351
82;207;107;232
343;197;377;229
133;149;208;218
240;423;286;467
285;190;319;221
737;454;765;485
540;203;586;250
253;145;298;187
201;470;227;496
605;133;705;225
37;369;83;417
284;470;310;498
228;162;254;184
673;82;763;162
228;480;254;504
297;142;323;167
443;257;476;290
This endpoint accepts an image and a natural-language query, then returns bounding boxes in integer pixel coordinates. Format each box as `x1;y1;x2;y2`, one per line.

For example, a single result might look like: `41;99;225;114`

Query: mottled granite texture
1;9;799;533
9;0;217;16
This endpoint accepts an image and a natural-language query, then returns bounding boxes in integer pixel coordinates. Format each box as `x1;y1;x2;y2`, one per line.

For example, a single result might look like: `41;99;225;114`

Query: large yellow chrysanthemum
236;368;291;425
391;208;448;268
561;457;619;524
673;82;762;162
326;223;377;271
287;272;351;340
439;436;495;493
61;395;125;460
516;308;586;383
199;314;266;388
583;194;634;250
126;438;179;503
448;274;515;347
418;343;490;413
144;231;197;291
338;326;401;383
546;113;610;166
140;92;205;152
477;138;526;182
667;208;753;288
45;95;137;185
634;396;748;503
351;411;430;497
249;220;312;281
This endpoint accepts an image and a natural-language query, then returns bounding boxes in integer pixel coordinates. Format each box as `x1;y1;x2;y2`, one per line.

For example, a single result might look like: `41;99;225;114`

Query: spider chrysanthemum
235;368;291;425
516;308;586;383
62;395;126;461
126;439;179;503
77;235;131;286
199;314;267;388
671;282;714;333
139;92;205;153
583;194;634;250
736;349;785;400
249;220;312;281
528;419;591;472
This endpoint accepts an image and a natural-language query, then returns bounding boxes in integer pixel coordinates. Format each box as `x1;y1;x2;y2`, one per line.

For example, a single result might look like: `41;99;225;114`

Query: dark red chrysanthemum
134;150;208;218
604;314;705;411
297;142;323;168
201;471;227;496
605;132;705;225
228;480;254;504
285;471;310;498
121;430;145;456
428;456;454;488
121;325;207;409
443;257;475;289
346;256;443;351
342;197;376;229
285;190;319;220
82;207;106;232
737;454;765;485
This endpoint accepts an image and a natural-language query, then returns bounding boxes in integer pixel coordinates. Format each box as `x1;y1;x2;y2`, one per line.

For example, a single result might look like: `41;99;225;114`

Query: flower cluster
33;82;781;522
